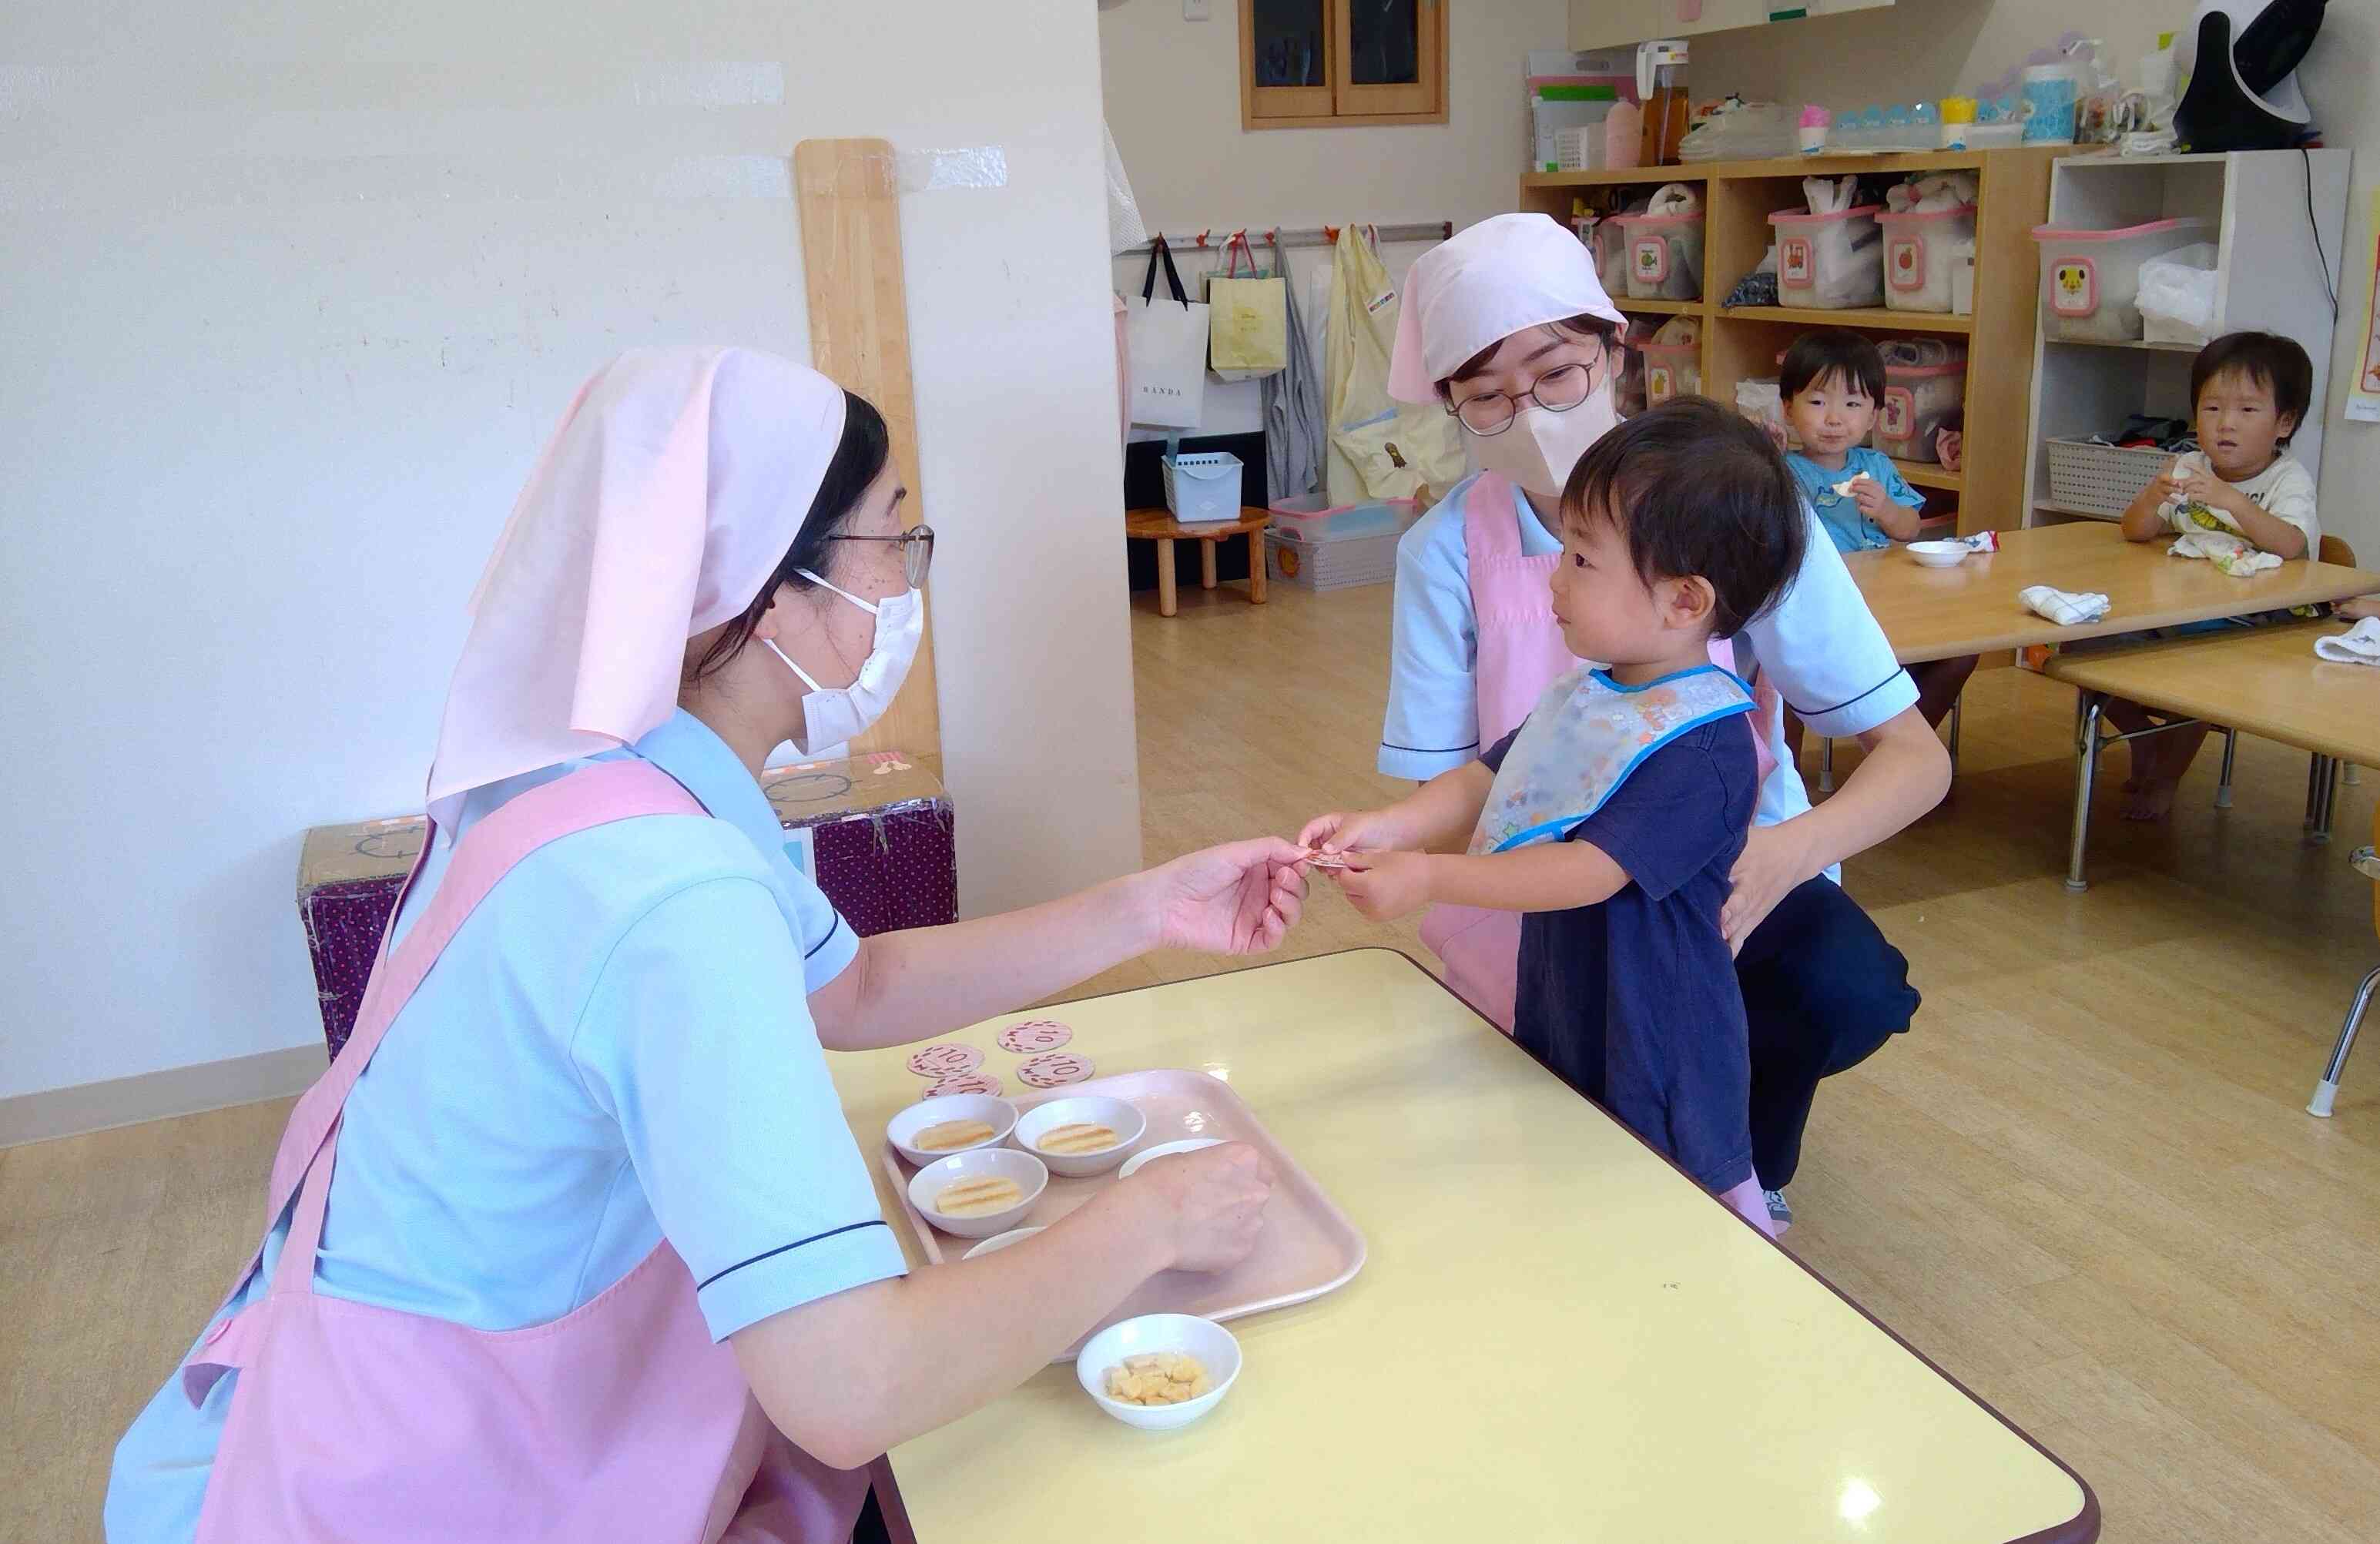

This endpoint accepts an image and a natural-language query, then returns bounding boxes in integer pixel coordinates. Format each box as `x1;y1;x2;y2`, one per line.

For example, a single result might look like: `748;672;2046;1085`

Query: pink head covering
1387;213;1626;404
426;346;847;825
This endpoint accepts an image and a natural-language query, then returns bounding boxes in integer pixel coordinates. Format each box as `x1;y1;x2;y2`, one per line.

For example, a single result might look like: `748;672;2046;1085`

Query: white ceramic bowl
962;1225;1047;1261
886;1093;1018;1167
907;1148;1048;1240
1013;1095;1147;1177
1075;1314;1243;1432
1116;1137;1227;1179
1907;539;1968;568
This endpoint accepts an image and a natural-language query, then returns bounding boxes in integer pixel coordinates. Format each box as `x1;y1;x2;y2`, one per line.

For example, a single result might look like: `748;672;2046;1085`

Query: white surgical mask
763;569;926;753
1467;387;1618;498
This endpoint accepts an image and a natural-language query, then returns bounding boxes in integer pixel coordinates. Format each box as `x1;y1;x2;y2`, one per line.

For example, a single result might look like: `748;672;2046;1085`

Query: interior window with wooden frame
1242;0;1446;130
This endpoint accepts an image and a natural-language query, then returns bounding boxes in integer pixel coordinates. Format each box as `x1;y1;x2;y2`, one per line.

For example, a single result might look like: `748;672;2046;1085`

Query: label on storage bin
2050;257;2098;317
1648;364;1674;404
1780;237;1812;284
1880;387;1915;442
1633;236;1669;283
1887;236;1926;291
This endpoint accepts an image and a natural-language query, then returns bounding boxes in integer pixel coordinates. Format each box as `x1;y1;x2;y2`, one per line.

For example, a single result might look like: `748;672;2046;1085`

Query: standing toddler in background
2108;330;2321;819
1779;331;1976;740
1299;400;1805;1234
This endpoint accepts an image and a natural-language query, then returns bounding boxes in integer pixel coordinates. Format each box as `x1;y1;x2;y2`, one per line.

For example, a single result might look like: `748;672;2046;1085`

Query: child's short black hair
1561;397;1806;638
1779;330;1886;403
2191;331;2313;443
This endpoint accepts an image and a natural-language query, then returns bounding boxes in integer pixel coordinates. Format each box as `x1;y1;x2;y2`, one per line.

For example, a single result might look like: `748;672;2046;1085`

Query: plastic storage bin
1266;493;1420;544
1590;217;1632;296
1767;206;1883;309
1618;212;1705;301
1161;451;1245;525
1264;527;1402;592
1639;341;1701;406
2030;218;2213;342
1872;360;1965;463
2042;437;2171;517
1876;205;1977;313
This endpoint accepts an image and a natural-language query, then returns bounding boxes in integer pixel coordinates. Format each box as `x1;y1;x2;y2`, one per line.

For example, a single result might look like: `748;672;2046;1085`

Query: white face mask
1467;386;1618;498
763;569;926;753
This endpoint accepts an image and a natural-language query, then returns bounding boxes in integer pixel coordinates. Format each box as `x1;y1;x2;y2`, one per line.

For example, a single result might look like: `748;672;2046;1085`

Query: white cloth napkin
2170;529;2282;576
2315;618;2380;665
2020;585;2111;625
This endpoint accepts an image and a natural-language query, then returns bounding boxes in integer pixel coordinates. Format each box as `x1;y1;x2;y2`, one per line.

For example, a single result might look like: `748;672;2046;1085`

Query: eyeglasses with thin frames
828;525;936;588
1444;343;1614;437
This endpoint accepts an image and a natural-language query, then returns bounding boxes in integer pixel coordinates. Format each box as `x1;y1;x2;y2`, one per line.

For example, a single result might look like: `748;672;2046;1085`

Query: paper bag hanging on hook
1125;236;1209;429
1205;233;1289;382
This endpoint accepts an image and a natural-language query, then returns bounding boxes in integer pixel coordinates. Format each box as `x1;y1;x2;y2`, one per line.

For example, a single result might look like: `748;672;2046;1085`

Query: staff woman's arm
806;837;1309;1052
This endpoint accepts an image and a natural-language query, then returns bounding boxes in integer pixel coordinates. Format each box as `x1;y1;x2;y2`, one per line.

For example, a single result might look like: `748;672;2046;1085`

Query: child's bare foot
2124;777;2180;822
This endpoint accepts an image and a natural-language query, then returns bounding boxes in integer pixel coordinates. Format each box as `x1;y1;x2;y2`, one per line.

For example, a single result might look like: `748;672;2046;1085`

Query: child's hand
1332;851;1433;922
1297;809;1402;859
2339;594;2380;622
1848;474;1889;518
2166;461;2221;509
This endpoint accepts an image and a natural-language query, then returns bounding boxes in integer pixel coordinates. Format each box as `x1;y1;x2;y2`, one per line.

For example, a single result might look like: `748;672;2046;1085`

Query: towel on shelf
1885;172;1979;213
2020;585;2111;625
2170;529;2282;576
1647;182;1701;216
1802;174;1859;214
2315;618;2380;665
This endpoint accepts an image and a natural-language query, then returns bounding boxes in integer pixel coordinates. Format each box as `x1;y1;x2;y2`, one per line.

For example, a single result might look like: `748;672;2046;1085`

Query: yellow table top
831;950;2097;1544
1844;523;2378;664
2046;621;2380;765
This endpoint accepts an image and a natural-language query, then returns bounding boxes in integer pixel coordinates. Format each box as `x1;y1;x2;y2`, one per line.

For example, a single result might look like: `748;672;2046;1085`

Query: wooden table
1125;507;1269;617
2044;621;2380;891
1843;521;2380;664
833;950;2099;1544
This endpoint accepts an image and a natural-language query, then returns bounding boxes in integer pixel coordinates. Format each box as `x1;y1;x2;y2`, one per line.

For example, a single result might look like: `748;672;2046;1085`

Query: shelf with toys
1518;147;2062;536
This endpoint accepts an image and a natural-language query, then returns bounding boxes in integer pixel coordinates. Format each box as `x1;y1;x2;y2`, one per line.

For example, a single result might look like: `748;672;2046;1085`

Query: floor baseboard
0;1045;326;1149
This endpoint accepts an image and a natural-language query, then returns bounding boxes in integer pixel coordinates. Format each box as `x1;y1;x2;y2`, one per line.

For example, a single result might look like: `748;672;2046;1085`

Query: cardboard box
296;753;955;1058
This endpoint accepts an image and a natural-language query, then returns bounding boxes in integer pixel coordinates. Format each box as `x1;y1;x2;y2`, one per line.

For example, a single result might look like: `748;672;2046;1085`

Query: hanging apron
178;760;868;1543
1418;474;1778;1033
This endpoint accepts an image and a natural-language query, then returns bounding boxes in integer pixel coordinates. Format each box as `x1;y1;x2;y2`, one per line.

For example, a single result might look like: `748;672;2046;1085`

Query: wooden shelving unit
1520;147;2063;534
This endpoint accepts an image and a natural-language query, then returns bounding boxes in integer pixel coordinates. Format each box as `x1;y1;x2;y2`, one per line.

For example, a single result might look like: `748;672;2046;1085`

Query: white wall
1098;0;1568;439
0;3;1138;1102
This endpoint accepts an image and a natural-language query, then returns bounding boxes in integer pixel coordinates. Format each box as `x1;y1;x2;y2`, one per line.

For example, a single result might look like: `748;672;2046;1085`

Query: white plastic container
1767;206;1883;309
2030;218;2214;342
1161;450;1245;524
1265;493;1418;545
1265;527;1401;592
2020;59;2081;144
1872;360;1965;464
1876;205;1976;313
1639;340;1701;406
1590;216;1633;296
1618;212;1705;301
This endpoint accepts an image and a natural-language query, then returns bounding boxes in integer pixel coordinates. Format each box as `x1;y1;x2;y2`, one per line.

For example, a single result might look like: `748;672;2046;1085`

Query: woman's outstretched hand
1144;837;1309;955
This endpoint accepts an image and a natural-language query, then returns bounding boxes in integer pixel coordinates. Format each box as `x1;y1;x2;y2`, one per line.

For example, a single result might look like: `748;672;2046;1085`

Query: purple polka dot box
295;752;956;1060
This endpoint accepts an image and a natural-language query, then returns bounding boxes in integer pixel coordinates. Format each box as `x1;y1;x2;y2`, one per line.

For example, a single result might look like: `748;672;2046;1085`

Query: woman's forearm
1789;705;1950;874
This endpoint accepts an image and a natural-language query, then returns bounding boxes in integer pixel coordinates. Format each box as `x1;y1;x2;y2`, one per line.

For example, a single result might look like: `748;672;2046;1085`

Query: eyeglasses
829;525;936;588
1445;346;1612;437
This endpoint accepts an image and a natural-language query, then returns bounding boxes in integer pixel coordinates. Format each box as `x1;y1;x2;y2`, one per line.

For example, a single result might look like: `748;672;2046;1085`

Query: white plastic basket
2043;437;2170;518
1162;451;1245;525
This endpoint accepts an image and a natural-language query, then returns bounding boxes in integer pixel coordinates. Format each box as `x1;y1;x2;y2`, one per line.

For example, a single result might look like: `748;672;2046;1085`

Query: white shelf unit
2019;149;2350;528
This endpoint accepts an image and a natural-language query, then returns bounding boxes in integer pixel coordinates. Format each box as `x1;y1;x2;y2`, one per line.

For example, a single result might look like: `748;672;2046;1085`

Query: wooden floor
8;578;2379;1541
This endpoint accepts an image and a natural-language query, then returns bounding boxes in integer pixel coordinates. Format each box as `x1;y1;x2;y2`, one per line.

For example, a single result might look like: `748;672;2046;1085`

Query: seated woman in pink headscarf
109;349;1306;1543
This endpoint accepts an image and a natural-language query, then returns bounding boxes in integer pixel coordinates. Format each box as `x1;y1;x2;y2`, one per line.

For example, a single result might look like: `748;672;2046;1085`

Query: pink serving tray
880;1068;1366;1358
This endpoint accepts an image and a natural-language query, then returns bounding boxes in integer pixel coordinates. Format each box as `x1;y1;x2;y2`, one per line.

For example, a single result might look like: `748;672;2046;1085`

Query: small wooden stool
1125;507;1271;618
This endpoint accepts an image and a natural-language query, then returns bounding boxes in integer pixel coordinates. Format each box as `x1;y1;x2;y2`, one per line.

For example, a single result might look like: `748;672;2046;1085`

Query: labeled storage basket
1876;205;1977;313
1872;360;1966;463
2030;218;2213;342
1266;493;1420;544
2042;437;2171;518
1617;212;1705;301
1639;341;1701;406
1767;206;1884;309
1264;527;1402;592
1590;216;1633;296
1161;450;1245;524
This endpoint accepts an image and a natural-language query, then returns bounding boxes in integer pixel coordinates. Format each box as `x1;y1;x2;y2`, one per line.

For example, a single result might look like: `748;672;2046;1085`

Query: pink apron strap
259;761;706;1258
1463;473;1522;560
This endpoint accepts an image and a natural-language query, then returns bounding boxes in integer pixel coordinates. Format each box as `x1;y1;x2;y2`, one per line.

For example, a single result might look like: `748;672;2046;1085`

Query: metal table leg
2309;965;2380;1117
2065;692;2106;893
1946;695;1963;774
1818;736;1835;795
2311;755;2340;844
2214;728;2237;810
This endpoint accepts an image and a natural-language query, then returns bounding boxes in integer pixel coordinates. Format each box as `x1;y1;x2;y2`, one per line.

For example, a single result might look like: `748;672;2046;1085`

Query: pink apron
179;759;869;1542
1416;474;1778;1034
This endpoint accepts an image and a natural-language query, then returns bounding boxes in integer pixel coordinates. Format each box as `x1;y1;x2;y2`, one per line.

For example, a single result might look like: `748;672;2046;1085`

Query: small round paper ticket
906;1043;984;1080
1017;1052;1094;1089
997;1020;1073;1055
924;1071;1003;1097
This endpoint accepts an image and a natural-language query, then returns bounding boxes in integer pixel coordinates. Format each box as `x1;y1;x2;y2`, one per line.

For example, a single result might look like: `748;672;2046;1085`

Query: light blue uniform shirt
1379;475;1919;855
108;711;905;1542
1784;447;1926;555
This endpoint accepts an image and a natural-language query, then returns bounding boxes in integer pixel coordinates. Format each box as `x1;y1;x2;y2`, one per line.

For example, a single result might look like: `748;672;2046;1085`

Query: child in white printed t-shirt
2108;330;2321;820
